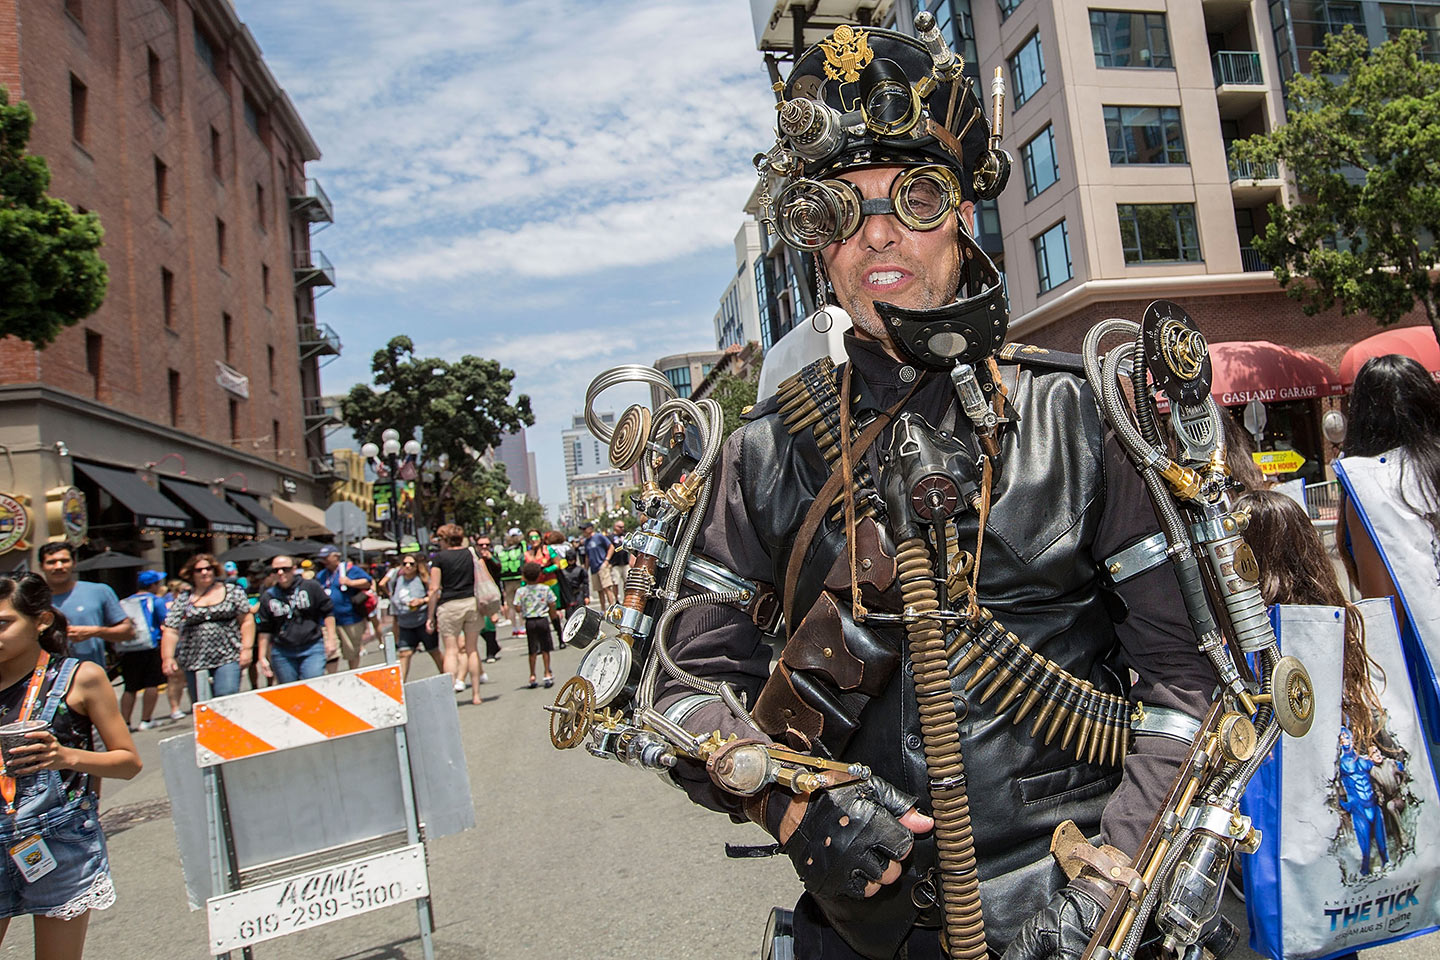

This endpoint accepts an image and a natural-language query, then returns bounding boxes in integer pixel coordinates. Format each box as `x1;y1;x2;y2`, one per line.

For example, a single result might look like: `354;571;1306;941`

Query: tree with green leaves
707;371;760;442
1229;29;1440;346
0;87;108;347
341;336;534;529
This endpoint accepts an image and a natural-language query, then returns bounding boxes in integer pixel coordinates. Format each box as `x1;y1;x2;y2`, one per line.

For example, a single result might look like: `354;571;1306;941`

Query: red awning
1204;340;1344;406
1338;325;1440;387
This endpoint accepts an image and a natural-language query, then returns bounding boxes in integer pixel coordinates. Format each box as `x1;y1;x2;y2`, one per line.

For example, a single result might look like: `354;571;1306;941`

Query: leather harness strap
782;376;916;634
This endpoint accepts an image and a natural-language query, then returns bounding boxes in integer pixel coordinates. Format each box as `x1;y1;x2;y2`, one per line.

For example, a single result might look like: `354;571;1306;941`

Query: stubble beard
835;251;962;345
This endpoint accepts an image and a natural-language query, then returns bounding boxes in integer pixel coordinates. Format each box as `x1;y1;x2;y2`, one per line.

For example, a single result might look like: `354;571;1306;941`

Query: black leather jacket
661;337;1213;959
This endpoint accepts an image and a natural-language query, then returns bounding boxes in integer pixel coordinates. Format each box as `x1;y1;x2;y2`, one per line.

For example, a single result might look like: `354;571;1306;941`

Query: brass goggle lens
774;166;960;250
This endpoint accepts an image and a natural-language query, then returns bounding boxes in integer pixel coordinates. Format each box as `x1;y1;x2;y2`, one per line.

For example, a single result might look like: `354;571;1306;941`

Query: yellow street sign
1252;449;1307;475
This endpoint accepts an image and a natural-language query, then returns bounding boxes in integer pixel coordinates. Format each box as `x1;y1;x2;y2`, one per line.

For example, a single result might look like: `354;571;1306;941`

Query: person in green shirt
493;529;526;637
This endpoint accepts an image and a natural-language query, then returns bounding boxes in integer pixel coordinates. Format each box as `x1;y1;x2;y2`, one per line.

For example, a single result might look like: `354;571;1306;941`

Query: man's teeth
868;270;904;286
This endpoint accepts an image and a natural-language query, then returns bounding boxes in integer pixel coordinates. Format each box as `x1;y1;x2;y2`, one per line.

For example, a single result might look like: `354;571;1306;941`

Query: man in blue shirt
315;545;372;672
579;520;616;608
40;541;133;667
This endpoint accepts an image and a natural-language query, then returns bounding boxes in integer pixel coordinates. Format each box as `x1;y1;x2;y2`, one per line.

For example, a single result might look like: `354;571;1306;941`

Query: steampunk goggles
774;165;962;252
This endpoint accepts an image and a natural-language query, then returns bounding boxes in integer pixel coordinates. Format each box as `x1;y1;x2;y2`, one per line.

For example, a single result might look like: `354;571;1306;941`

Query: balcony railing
1230;157;1279;181
310;454;338;481
298;321;342;360
292;249;335;289
288;178;334;224
302;397;340;437
1240;246;1270;272
1213;50;1264;86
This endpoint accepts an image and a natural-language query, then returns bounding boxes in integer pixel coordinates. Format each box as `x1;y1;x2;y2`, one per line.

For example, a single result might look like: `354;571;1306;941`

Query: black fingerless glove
1001;880;1106;960
779;777;919;901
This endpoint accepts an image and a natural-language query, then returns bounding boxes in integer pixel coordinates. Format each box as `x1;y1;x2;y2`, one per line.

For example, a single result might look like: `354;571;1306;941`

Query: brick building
0;0;337;575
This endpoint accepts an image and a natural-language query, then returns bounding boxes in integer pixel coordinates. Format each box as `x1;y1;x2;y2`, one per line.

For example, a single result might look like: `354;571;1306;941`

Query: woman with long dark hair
160;554;253;701
0;574;141;957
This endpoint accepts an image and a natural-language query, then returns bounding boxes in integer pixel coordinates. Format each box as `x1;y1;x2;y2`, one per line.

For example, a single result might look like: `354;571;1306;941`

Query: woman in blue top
0;573;141;958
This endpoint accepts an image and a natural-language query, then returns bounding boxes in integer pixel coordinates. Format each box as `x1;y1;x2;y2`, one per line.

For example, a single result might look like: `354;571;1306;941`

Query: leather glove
1001;880;1106;960
778;777;919;901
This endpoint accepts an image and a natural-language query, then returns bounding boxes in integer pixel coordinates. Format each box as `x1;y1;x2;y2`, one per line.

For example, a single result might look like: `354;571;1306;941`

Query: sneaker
168;710;187;721
484;656;498;663
453;680;466;692
477;674;491;684
138;720;156;731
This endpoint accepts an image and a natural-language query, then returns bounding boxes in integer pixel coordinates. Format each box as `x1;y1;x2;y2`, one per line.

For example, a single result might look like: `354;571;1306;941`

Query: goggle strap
859;198;897;217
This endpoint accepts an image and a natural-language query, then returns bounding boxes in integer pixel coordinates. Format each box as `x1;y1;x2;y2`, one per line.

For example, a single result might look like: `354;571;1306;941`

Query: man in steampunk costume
655;23;1221;960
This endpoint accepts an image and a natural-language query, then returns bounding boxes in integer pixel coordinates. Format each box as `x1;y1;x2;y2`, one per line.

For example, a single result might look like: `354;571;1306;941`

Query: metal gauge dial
1141;300;1213;407
575;637;634;708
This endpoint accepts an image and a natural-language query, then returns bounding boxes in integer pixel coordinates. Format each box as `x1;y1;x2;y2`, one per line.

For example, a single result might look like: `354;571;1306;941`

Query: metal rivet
900;365;917;383
823;647;833;658
1109;562;1122;574
906;734;922;749
860;557;872;570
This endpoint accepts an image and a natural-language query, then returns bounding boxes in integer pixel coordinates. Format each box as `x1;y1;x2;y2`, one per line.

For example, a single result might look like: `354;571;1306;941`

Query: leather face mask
872;238;1009;372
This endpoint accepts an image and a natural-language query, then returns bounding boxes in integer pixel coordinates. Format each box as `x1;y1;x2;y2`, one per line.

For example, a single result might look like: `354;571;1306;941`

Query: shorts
0;794;114;921
396;623;438;653
525;617;554;656
502;580;521;610
436;597;480;637
119;648;165;691
590;564;619;595
337;621;368;661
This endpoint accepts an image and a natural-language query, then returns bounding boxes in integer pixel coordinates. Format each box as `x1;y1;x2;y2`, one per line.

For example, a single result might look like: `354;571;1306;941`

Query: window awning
1205;340;1344;406
225;491;291;538
161;480;256;536
72;462;190;531
1338;325;1440;387
270;497;331;538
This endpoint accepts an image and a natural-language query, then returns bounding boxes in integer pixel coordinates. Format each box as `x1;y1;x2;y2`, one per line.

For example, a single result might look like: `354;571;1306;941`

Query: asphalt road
0;633;1431;960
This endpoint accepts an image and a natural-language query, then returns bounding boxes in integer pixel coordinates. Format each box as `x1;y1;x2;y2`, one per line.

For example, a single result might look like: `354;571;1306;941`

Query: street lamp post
360;430;422;545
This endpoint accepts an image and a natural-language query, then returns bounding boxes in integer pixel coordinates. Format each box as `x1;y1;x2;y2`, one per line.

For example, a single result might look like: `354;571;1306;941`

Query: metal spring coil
896;537;988;960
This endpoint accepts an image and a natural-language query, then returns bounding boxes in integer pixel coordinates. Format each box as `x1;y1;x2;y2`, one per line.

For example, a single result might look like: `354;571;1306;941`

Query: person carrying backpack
118;571;168;730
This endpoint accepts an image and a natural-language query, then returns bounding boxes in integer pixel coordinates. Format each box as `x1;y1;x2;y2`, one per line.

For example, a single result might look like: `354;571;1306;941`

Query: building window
153;157;168;215
1033;221;1072;293
1290;1;1366;72
243;91;261;136
216;218;226;266
229;400;239;442
1103;106;1187;164
1090;11;1173;68
1118;203;1202;264
665;365;692;399
168;370;181;426
1008;32;1046;108
267;345;275;387
84;330;102;396
997;0;1023;21
147;48;162;110
195;24;221;78
1021;125;1059;199
1379;3;1440;59
222;312;233;362
261;262;270;303
272;420;281;452
210;126;222;179
65;0;83;26
161;267;174;327
256;182;266;228
69;74;87;144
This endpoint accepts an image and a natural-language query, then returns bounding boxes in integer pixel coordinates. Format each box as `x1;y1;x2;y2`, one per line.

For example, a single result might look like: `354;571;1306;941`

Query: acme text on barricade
207;844;429;952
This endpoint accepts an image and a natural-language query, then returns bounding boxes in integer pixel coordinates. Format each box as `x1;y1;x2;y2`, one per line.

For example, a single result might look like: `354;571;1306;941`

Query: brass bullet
1045;681;1080;745
996;653;1043;715
1030;691;1060;738
1062;683;1093;752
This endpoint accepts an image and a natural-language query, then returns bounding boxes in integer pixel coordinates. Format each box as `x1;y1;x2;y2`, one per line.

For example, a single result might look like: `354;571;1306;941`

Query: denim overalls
0;658;113;920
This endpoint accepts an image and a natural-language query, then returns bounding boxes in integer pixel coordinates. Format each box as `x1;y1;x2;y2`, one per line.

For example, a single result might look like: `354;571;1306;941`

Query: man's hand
324;636;338;659
777;778;932;901
1001;881;1107;960
258;658;273;679
239;647;254;669
66;624;98;641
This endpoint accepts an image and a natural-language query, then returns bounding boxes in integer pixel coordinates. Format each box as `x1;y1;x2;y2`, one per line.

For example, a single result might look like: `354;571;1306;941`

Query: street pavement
0;629;1431;959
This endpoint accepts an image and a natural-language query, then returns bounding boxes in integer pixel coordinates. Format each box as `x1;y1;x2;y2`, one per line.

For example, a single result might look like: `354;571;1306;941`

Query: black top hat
780;25;995;199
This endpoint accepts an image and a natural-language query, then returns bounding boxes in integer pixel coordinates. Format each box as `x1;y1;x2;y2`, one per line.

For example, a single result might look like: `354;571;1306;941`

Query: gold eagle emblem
820;25;874;84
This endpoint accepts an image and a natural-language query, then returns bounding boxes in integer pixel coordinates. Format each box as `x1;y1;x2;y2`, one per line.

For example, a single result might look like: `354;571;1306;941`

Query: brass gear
549;677;596;750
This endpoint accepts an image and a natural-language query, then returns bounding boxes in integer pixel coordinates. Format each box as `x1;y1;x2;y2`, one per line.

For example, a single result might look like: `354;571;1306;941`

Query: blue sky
242;0;776;515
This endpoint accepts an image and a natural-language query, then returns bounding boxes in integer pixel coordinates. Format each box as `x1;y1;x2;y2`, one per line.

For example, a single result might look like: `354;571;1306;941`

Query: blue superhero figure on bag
1338;725;1390;875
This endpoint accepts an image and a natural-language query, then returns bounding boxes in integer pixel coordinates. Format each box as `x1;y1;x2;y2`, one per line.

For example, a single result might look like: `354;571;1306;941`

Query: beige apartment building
970;0;1425;368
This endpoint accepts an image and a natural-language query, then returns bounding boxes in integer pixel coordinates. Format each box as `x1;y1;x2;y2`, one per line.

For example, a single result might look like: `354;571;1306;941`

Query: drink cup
0;719;49;773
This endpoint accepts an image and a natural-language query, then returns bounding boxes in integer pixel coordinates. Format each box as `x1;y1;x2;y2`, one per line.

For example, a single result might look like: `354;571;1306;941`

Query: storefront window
1248;399;1326;484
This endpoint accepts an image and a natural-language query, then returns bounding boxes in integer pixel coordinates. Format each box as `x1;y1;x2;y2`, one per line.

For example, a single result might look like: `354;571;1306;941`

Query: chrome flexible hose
1119;825;1196;960
584;365;677;443
897;537;987;960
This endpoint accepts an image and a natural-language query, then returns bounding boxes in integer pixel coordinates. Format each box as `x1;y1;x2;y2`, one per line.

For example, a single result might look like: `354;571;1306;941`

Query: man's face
820;166;971;347
41;549;75;588
271;557;297;588
475;539;492;556
323;552;340;571
613;521;625;537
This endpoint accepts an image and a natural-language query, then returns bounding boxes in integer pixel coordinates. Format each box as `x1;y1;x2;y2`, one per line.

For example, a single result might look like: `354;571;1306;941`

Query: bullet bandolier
548;19;1311;960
